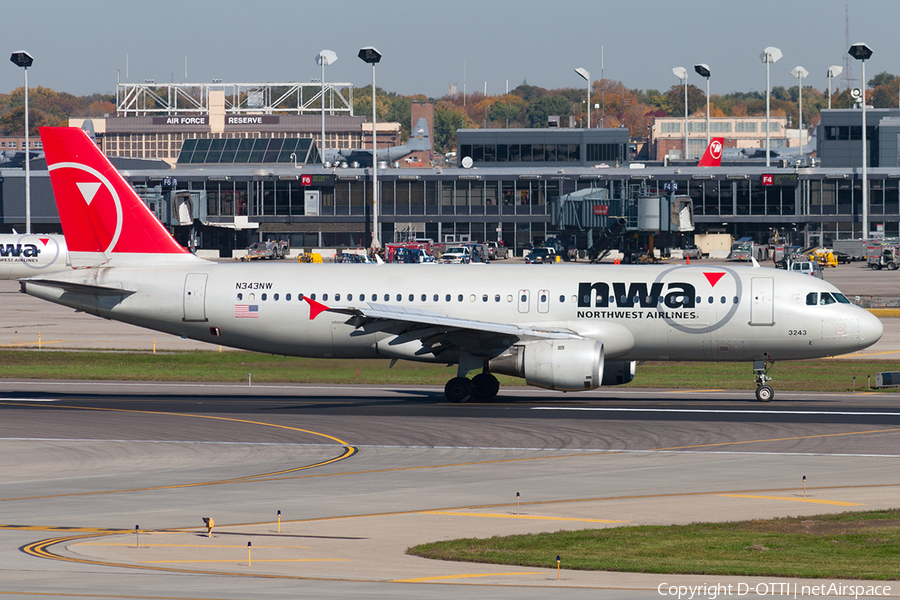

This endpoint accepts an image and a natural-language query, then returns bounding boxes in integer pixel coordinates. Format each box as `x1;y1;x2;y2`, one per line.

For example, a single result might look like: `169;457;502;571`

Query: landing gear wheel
755;385;774;402
445;377;473;403
471;373;500;401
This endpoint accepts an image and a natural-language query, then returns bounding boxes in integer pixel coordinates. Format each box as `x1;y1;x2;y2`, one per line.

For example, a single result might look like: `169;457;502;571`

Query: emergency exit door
749;277;774;326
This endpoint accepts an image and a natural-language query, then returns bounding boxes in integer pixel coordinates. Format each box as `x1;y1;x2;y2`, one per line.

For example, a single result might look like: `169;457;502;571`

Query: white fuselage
22;261;883;364
0;234;67;280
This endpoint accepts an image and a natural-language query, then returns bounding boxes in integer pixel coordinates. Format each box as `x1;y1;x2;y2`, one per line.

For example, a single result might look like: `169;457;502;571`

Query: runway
1;382;899;599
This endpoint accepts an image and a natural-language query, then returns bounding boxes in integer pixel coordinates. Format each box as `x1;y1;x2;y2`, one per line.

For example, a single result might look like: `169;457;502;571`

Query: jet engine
601;361;636;386
489;339;604;391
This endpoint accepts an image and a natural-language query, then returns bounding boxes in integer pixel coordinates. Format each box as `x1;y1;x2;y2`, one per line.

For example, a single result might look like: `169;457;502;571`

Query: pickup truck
438;246;471;264
486;241;509;260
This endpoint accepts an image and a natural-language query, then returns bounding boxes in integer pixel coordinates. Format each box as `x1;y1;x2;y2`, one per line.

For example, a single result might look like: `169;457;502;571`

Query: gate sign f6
301;175;312;186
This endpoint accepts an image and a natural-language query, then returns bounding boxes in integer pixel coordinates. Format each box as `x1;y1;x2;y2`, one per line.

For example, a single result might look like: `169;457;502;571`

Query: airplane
722;130;817;161
321;118;431;166
0;231;68;279
22;126;883;403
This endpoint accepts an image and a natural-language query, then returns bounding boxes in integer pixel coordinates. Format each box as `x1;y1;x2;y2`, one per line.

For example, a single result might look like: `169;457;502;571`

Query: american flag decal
235;304;259;318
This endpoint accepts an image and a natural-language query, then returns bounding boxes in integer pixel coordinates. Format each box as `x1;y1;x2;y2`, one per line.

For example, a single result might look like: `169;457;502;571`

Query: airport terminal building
1;97;899;253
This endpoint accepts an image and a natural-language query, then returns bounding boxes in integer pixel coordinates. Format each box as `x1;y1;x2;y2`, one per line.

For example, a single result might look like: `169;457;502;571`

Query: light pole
574;68;590;129
673;67;688;159
358;46;382;249
791;66;808;156
826;65;842;110
694;64;711;148
315;50;337;160
10;51;33;234
849;42;873;239
759;47;782;167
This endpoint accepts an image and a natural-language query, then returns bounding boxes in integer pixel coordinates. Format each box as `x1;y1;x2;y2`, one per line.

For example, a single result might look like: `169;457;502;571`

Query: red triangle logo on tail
704;272;726;287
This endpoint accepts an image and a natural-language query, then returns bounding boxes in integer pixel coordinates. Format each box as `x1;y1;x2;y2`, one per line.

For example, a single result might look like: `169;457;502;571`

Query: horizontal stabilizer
20;278;136;297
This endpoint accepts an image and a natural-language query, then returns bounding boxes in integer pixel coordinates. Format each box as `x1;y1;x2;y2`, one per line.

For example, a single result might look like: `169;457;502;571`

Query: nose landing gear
753;358;774;402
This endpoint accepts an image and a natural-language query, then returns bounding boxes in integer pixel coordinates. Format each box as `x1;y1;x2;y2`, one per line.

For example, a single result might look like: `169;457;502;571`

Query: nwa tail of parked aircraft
697;137;725;167
23;127;882;403
322;118;431;166
0;233;68;279
722;130;817;161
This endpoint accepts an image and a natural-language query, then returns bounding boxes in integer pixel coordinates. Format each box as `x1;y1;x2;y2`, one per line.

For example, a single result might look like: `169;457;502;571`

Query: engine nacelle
601;360;636;386
489;339;604;391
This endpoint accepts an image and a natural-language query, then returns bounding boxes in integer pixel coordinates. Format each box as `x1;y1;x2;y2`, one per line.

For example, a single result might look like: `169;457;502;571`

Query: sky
1;0;896;101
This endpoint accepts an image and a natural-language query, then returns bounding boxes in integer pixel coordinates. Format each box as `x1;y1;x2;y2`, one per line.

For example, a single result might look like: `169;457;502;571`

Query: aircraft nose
859;309;884;348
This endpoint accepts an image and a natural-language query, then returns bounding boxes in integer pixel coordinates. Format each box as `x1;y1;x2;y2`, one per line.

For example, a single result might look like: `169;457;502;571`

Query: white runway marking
532;407;900;417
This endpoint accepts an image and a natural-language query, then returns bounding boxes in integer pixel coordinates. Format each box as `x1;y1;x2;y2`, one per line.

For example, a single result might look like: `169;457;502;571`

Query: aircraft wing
305;297;582;358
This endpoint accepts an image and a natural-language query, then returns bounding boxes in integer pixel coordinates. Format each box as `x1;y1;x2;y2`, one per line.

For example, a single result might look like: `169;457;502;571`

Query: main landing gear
753;359;774;402
444;372;500;403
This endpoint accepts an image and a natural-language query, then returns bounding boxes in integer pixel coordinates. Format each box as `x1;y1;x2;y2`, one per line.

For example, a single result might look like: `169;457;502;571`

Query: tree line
3;73;899;155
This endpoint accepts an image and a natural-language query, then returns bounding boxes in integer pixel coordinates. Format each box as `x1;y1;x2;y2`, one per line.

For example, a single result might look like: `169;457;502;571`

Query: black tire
888;262;897;271
755;385;774;402
471;373;500;401
444;377;473;403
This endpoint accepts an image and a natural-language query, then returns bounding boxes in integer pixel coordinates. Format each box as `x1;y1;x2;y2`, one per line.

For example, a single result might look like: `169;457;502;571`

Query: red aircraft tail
39;127;189;265
697;137;725;167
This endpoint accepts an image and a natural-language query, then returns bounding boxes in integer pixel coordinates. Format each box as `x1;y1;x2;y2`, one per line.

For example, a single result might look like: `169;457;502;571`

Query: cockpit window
819;292;837;305
833;293;851;304
806;292;818;306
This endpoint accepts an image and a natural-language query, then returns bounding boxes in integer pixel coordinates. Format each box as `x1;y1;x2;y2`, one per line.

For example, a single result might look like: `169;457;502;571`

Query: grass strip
407;509;900;579
0;350;896;392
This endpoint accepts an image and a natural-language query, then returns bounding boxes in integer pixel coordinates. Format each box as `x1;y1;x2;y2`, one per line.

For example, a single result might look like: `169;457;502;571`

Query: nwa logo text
578;281;695;309
0;244;41;258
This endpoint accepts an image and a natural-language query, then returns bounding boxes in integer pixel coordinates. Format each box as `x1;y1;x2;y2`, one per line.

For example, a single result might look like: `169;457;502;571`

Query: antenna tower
842;0;853;89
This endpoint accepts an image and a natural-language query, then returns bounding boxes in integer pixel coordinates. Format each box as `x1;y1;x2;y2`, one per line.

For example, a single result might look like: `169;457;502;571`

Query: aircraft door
183;273;208;322
518;289;531;314
537;289;550;314
749;277;774;326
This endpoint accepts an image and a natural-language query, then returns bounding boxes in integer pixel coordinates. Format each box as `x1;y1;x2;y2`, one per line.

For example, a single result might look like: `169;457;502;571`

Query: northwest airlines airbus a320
22;127;883;402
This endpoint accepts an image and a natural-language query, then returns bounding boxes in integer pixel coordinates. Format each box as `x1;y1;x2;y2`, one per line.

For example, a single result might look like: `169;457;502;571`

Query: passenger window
708;296;714;304
820;293;837;305
274;293;279;301
559;295;565;303
483;294;489;302
347;294;352;301
322;294;327;301
496;294;502;302
733;297;738;304
310;293;315;300
249;293;255;301
541;294;548;303
396;294;402;302
470;294;476;302
433;294;438;302
359;293;365;301
237;293;243;301
806;292;818;305
286;293;291;301
446;294;451;302
458;294;463;302
409;294;414;302
384;294;389;302
335;294;340;301
720;296;726;304
421;294;426;302
507;295;513;302
522;294;528;303
695;296;701;304
298;293;304;300
262;293;268;301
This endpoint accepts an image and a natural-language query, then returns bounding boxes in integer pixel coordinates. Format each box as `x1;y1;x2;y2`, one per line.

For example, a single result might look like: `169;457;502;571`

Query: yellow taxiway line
719;494;863;506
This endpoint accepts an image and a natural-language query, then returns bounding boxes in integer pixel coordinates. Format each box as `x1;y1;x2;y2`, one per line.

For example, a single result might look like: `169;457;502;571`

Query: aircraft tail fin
40;127;192;266
697;137;724;167
407;118;431;151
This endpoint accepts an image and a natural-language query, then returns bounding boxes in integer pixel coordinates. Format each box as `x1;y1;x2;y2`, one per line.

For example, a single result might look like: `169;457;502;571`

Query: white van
788;260;823;279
